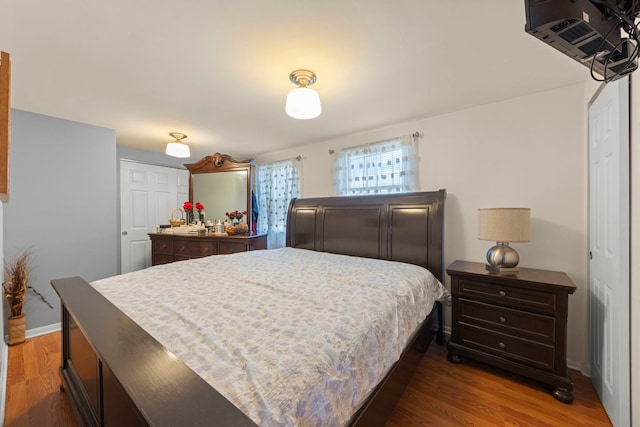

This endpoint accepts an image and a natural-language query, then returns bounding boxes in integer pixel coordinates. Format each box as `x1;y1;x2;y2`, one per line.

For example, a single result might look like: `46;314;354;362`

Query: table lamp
478;208;531;273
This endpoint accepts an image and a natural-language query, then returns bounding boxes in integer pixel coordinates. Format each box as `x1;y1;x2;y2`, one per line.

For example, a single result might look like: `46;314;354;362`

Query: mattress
91;247;449;426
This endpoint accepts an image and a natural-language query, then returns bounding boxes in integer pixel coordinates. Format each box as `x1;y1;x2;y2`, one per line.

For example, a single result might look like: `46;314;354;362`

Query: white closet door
120;161;183;273
588;77;630;427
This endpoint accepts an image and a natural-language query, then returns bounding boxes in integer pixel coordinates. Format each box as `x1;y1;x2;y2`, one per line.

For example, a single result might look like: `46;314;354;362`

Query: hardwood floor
5;332;77;427
4;332;612;426
386;342;612;427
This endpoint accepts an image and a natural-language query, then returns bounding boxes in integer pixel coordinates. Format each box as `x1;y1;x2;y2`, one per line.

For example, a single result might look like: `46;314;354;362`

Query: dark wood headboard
286;190;446;282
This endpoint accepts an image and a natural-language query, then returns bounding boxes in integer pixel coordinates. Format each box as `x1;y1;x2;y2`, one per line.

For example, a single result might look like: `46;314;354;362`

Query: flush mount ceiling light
285;69;322;120
165;132;191;158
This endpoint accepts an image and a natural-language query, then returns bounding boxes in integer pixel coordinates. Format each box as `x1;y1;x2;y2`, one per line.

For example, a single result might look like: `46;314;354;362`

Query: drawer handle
498;290;507;297
498;341;506;349
499;315;506;323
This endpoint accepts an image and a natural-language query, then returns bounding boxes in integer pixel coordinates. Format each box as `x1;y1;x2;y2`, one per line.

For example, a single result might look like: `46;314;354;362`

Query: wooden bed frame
51;189;446;427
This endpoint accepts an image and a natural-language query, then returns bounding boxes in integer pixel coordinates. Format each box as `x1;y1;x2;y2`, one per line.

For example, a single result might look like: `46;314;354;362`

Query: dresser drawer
218;241;248;255
152;238;174;255
459;323;555;371
459;298;555;344
459;278;556;314
152;253;174;265
174;240;217;257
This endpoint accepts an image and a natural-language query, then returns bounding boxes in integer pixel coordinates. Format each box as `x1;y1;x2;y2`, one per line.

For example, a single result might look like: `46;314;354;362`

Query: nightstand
446;260;576;403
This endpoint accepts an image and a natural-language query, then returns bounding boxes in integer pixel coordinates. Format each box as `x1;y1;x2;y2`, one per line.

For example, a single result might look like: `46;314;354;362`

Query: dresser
446;260;576;403
148;233;268;265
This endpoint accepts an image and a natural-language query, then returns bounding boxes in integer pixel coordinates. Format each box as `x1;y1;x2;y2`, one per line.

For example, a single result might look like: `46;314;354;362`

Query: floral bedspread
91;247;449;426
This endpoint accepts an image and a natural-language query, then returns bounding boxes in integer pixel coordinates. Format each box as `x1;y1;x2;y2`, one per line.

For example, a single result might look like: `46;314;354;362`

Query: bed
51;190;447;426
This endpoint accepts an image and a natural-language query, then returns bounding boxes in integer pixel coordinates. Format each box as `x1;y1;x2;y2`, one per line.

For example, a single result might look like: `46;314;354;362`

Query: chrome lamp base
485;242;520;273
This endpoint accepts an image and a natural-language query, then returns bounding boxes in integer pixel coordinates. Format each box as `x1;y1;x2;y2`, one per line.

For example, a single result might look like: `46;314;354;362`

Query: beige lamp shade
478;208;531;242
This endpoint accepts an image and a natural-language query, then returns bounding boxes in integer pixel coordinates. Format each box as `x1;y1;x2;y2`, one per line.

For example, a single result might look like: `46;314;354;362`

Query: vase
8;314;26;346
235;221;249;235
198;212;204;222
186;211;194;224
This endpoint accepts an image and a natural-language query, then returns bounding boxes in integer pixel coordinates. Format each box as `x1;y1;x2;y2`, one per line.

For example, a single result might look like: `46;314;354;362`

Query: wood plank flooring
4;332;612;426
5;332;77;427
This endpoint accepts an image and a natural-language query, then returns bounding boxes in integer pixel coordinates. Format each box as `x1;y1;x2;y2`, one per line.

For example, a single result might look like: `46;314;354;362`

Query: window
333;134;419;195
256;159;300;249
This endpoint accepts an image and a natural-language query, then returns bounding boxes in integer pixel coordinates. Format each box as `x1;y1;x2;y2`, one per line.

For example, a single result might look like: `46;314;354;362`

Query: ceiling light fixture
285;69;322;120
165;132;191;158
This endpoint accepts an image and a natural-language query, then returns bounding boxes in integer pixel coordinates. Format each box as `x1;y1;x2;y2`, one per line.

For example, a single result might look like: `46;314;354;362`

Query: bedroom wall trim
26;322;61;339
2;323;62;344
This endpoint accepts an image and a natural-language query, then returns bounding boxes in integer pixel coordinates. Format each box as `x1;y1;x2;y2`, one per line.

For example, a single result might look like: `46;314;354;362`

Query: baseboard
26;322;61;339
3;322;62;343
567;359;591;377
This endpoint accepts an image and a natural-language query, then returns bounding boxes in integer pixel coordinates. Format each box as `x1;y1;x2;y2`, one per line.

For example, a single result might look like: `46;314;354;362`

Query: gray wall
3;109;118;331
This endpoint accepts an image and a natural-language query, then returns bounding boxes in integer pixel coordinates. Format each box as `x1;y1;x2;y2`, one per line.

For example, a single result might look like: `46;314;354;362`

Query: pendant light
165;132;191;158
285;69;322;120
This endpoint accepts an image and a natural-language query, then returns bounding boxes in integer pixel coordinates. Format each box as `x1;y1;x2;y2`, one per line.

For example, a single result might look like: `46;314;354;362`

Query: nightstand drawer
459;278;556;314
174;240;217;257
459;323;555;371
459;298;555;344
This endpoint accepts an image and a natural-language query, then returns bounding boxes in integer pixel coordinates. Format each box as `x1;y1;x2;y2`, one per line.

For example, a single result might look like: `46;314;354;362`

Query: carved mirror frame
184;153;254;225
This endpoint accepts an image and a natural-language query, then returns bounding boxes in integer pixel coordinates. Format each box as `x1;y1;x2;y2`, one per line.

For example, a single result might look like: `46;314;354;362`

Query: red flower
225;210;245;220
195;202;204;211
183;201;193;210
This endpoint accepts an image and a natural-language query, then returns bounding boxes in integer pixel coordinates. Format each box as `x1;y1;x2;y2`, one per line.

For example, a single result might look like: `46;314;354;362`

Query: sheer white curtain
333;134;419;195
256;159;300;249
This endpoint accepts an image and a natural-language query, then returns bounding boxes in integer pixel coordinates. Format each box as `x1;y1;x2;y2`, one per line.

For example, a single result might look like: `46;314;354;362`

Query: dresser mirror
184;153;254;225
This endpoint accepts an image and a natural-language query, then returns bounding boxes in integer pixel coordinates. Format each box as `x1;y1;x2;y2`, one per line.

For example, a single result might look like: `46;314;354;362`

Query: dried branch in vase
2;250;53;317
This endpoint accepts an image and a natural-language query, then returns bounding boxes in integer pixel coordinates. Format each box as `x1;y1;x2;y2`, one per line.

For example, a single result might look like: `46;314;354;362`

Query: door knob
122;231;128;236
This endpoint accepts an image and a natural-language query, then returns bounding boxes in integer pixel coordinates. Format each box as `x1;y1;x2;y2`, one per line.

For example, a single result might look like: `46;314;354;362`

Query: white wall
630;75;639;427
256;82;595;369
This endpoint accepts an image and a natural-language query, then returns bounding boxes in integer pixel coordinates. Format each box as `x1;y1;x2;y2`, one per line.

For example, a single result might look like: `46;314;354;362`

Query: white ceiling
2;0;589;159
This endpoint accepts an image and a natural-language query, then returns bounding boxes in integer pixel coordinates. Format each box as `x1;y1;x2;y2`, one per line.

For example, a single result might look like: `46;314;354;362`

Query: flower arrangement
225;210;247;222
183;201;194;224
2;250;53;317
195;202;205;222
